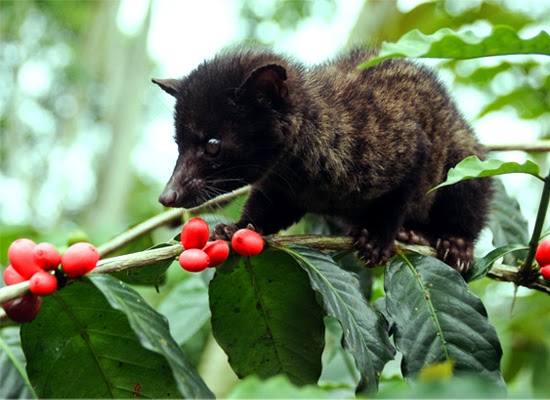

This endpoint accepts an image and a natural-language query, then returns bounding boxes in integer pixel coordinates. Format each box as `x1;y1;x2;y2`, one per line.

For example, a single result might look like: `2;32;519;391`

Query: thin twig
485;141;550;153
520;170;550;273
96;185;250;257
94;244;182;274
0;281;30;305
487;264;550;294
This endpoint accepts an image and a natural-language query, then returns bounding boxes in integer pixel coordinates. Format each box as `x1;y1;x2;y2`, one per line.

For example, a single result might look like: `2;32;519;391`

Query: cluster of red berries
178;218;264;273
2;239;99;323
537;239;550;280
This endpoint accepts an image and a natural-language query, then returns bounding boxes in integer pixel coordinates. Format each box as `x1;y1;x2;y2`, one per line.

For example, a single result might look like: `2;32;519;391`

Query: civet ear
151;78;181;97
239;64;288;104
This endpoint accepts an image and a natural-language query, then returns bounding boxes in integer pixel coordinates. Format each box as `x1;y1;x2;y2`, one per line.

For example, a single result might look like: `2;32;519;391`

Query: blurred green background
0;0;549;397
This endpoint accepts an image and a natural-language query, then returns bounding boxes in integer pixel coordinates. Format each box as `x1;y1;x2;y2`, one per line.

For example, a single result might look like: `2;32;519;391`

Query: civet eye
205;138;221;156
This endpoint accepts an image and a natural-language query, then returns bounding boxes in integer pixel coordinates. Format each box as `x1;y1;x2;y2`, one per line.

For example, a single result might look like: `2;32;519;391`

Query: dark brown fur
153;47;491;273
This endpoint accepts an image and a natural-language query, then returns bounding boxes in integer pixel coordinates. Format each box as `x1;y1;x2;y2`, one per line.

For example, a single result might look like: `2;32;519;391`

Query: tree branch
520;170;550;272
2;234;548;308
485;141;550;153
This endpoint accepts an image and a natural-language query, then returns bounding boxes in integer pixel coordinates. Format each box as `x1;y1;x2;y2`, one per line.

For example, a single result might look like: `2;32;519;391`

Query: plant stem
485;141;550;153
520;169;550;273
3;177;550;307
96;185;250;257
93;244;182;274
488;264;550;295
0;281;30;305
2;233;548;307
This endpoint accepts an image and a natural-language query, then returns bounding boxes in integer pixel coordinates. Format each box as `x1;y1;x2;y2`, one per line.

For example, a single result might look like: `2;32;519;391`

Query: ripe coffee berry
181;218;210;250
33;243;61;271
540;265;550;281
2;295;43;323
535;239;550;267
3;265;26;286
231;229;264;256
29;271;57;296
203;240;230;267
8;238;42;279
179;249;210;272
61;242;100;278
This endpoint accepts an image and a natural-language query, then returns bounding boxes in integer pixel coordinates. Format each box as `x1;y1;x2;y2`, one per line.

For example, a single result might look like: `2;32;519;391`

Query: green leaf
20;280;183;399
157;273;210;345
487;179;530;266
319;317;360;391
478;86;550;119
429;156;542;193
359;26;550;69
209;248;325;385
110;242;174;286
89;274;214;399
0;327;36;399
453;62;513;87
467;244;528;282
334;251;374;301
227;375;330;399
286;246;394;393
377;374;509;398
384;254;505;391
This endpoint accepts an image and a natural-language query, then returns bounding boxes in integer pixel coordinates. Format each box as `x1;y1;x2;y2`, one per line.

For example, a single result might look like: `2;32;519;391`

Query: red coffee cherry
535;239;550;267
3;265;26;286
29;271;58;296
540;265;550;281
231;229;264;256
181;218;210;250
2;294;43;323
33;243;61;271
8;238;42;279
178;249;210;273
203;240;230;267
61;242;100;278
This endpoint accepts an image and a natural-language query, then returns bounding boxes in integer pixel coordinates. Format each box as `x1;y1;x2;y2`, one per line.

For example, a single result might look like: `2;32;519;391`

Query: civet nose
158;188;178;207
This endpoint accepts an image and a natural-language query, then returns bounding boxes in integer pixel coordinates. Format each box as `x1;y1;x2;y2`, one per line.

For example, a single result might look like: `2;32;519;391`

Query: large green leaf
384;254;505;392
452;62;512;87
318;317;360;392
487;179;530;265
209;248;325;385
89;274;214;399
0;327;36;399
478;86;550;119
429;156;543;193
359;26;550;69
157;273;210;346
227;375;330;399
285;246;394;393
377;374;509;398
20;280;183;398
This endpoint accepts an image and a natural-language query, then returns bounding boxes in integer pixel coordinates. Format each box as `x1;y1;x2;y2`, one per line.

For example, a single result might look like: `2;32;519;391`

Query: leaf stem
520;169;550;274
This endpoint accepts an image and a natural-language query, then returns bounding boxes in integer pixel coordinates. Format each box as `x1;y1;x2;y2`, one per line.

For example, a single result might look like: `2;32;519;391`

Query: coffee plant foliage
1;23;550;399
